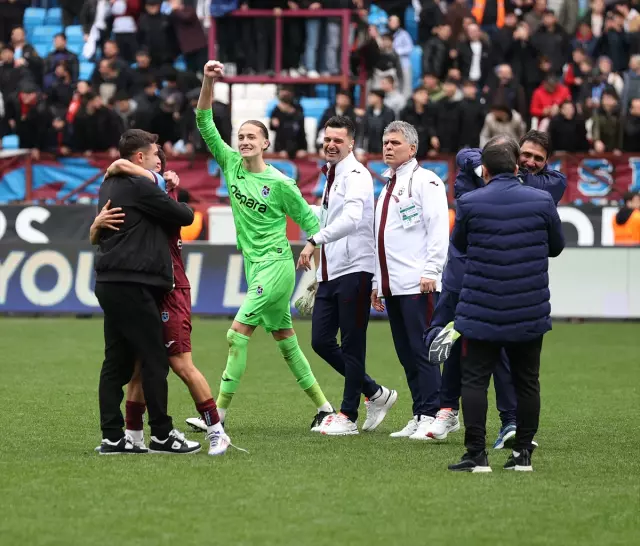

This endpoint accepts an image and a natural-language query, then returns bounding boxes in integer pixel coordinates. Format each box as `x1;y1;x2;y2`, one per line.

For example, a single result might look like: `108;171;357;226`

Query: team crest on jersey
261;186;271;198
398;187;405;196
161;311;169;322
256;285;264;296
177;239;182;250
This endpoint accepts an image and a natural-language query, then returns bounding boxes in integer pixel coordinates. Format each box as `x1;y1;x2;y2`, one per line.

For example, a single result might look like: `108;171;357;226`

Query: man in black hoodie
94;129;198;455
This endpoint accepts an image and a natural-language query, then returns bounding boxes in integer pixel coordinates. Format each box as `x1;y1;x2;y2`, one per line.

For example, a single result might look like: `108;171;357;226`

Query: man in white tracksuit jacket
298;115;397;436
371;121;450;441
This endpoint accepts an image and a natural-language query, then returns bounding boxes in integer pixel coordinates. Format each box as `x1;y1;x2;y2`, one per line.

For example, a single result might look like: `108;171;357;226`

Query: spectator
270;85;307;158
612;191;640;245
593;10;629;73
138;0;175;67
491;11;518;66
524;0;548;34
423;24;452;81
422;73;444;102
622;55;640;114
73;92;122;156
149;92;183;154
42;114;73;155
6;81;50;152
358;89;395;155
581;0;606;40
0;46;31;96
181;87;232;153
623;97;640;152
573;20;597;57
485;63;528;120
373;32;404;90
616;1;640;32
421;0;445;43
0;0;28;44
564;47;590;101
44;33;79;89
530;75;572;128
508;22;540;99
387;14;414;97
0;88;7;138
131;50;158;95
111;90;138;130
459;80;486;148
590;89;623;153
91;59;133;104
455;23;491;86
433;79;462;154
66;80;92;125
588;56;624;108
10;27;43;86
548;100;589;152
281;2;305;76
102;40;131;74
132;77;160;128
479;103;526;146
559;0;580;36
381;75;406;117
531;9;570;75
400;86;436;159
111;0;141;64
470;0;512;34
317;89;356;150
169;0;208;74
48;62;75;111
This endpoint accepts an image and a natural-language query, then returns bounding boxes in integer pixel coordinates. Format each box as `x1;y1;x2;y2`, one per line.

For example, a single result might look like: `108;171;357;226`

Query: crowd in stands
2;0;640;160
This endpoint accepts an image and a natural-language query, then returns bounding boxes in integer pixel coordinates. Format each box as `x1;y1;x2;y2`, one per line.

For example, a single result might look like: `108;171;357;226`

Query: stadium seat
266;98;278;117
313;160;327;196
404;6;419;42
34;42;52;58
32;25;63;42
24;7;46;27
2;135;20;150
269;160;298;180
367;161;388;198
174;56;186;71
208;160;228;198
300;97;330;122
65;25;83;39
45;8;63;26
410;46;422;90
79;62;95;81
66;42;82;56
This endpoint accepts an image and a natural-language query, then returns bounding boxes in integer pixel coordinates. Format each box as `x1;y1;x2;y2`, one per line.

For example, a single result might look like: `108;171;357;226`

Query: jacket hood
616;206;634;225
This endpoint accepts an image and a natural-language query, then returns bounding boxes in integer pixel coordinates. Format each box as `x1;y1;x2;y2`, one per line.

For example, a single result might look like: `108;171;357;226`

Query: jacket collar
382;158;418;179
487;173;520;185
327;152;359;178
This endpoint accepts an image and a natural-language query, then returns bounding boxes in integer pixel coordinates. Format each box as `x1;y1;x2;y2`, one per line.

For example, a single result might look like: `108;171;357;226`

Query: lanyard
387;164;419;202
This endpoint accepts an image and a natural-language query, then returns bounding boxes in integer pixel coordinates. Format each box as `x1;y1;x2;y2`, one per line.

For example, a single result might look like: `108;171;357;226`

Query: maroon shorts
160;288;192;356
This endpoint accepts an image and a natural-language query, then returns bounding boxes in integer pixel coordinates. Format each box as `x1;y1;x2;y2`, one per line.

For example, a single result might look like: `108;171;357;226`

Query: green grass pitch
0;318;638;546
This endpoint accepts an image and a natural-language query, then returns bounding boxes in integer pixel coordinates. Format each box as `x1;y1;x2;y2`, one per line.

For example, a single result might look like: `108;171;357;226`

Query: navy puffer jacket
451;174;565;343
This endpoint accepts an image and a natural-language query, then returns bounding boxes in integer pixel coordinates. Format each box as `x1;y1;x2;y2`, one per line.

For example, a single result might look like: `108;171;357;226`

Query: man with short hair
94;129;200;455
371;121;450;439
447;135;565;472
298;115;397;436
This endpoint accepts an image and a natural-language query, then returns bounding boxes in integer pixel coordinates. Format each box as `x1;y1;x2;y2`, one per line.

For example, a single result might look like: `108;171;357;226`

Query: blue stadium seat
34;42;52;58
208;160;228;198
315;84;330;98
79;62;95;81
33;25;63;42
300;97;330;122
266;98;278;117
24;7;46;27
65;25;84;40
2;135;20;150
313;160;327;197
45;8;63;26
410;46;422;90
404;6;419;43
174;58;187;71
66;41;82;56
367;161;388;198
269;160;298;180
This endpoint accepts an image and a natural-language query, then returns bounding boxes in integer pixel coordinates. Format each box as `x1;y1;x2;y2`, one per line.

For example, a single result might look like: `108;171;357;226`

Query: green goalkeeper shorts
235;258;295;333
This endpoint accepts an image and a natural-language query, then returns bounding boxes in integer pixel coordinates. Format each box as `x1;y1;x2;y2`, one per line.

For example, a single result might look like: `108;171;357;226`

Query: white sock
217;407;226;423
317;402;333;413
207;421;224;435
126;429;143;443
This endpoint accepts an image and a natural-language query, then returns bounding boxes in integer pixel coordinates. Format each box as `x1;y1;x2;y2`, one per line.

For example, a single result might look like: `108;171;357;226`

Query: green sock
277;335;331;410
216;329;250;410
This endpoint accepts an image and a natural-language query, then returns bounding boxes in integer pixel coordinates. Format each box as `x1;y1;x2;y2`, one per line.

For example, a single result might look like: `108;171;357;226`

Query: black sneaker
310;411;335;432
148;429;201;454
504;449;533;471
448;450;492;473
98;435;148;455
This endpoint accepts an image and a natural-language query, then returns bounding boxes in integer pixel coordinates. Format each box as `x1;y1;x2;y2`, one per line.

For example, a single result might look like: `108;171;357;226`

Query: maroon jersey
167;187;190;289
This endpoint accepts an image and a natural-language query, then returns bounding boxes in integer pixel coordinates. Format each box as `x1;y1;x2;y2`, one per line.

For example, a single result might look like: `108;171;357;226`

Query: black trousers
386;293;441;418
311;272;379;421
461;337;543;453
94;282;173;441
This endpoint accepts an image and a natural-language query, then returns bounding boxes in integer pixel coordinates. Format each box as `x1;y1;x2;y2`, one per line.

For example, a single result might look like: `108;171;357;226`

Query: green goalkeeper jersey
196;108;319;262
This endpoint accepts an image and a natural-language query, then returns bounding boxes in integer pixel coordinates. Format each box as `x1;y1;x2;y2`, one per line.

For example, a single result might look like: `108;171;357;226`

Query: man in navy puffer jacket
421;131;566;450
447;136;565;473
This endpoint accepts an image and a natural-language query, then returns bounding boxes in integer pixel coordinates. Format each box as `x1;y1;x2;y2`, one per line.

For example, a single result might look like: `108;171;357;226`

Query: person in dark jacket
623;97;640;152
269;85;308;159
94;128;198;455
423;130;566;451
358;89;395;154
169;0;207;74
458;81;485;148
137;0;176;68
422;24;452;80
531;9;570;75
9;26;44;86
548;100;589;152
44;33;79;88
400;86;436;158
316;89;356;151
446;135;565;473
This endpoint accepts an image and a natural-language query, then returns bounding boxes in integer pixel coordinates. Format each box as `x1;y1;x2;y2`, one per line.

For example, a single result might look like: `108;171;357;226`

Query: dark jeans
95;282;173;441
311;271;379;421
386;292;441;417
461;337;543;453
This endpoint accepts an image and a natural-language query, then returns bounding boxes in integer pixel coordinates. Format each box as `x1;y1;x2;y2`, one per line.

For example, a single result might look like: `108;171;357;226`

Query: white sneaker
362;387;398;431
408;416;436;440
185;417;207;432
321;413;359;436
390;415;428;438
207;430;231;456
426;408;460;440
307;70;320;78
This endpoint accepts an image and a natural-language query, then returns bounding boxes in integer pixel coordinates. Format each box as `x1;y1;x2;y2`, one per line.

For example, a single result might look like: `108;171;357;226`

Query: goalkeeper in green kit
188;60;335;432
